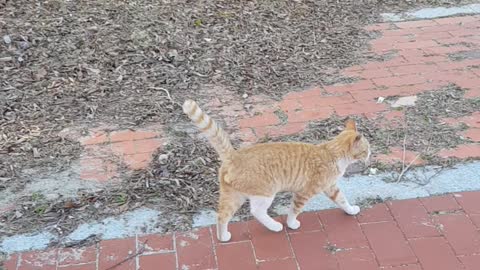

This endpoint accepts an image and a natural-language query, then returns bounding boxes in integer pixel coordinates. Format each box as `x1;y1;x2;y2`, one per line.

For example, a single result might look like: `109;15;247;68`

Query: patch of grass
113;194;128;205
31;192;45;202
34;205;48;215
193;19;203;27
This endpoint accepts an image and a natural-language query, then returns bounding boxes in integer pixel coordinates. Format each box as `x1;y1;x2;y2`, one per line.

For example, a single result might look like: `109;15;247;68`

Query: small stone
391;95;417;108
242;93;248;99
34;68;48;80
377;97;385;103
19;41;30;49
3;35;11;44
166;49;178;59
14;211;23;218
158;154;169;163
33;148;40;158
369;168;378;175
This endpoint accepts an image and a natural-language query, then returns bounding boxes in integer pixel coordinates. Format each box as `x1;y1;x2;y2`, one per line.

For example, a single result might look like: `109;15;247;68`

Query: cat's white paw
267;221;284;232
218;231;232;242
287;219;301;230
345;205;360;215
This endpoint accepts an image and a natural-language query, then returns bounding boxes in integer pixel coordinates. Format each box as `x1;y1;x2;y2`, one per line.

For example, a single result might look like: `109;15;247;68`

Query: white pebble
3;35;11;44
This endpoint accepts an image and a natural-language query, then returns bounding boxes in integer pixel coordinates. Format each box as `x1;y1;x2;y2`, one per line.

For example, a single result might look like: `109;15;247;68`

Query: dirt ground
0;0;478;241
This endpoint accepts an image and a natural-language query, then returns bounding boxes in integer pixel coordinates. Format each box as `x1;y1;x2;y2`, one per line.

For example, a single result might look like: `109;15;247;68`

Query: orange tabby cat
183;100;371;242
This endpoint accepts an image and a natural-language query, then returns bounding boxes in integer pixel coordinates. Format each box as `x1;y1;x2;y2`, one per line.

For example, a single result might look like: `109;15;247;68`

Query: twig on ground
105;239;148;270
396;135;433;183
411;166;446;186
396;153;421;183
149;87;179;106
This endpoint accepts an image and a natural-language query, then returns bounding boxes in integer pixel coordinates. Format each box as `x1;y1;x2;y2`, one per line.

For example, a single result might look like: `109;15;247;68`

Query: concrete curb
2;161;479;254
382;3;480;22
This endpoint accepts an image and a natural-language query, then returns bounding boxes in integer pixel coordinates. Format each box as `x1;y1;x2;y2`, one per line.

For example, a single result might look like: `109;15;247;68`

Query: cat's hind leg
249;196;283;232
324;184;360;215
217;190;246;242
287;192;313;230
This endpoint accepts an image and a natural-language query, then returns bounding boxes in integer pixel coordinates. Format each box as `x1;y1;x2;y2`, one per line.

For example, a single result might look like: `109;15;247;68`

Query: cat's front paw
267;221;284;232
345;205;360;215
287;219;301;230
218;231;232;242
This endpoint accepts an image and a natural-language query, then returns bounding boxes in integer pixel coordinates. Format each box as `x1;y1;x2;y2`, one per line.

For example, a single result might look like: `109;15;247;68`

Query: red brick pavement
4;191;480;270
61;126;165;183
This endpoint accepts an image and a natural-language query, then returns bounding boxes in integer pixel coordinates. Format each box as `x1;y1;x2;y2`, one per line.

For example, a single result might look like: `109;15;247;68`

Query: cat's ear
354;134;362;144
345;119;357;132
350;134;362;149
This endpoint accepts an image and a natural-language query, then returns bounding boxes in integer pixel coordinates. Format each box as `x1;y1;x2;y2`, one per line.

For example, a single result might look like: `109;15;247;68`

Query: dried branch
105;239;148;270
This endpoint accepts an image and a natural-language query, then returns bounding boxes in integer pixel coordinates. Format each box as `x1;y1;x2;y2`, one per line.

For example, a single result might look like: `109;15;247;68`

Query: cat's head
339;119;371;163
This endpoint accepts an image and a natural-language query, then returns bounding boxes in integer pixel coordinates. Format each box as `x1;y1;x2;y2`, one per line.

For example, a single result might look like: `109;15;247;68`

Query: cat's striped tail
182;99;235;160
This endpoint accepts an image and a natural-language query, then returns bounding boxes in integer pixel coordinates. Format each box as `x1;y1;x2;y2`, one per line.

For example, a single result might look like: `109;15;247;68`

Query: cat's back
221;142;336;195
227;142;322;170
235;142;315;159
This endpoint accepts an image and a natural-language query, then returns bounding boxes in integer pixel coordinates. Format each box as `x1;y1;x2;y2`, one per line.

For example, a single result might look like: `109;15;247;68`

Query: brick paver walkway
3;13;480;270
4;192;480;270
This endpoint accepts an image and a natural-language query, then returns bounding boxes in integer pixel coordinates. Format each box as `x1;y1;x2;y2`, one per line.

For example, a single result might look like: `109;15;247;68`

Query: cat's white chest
336;158;350;177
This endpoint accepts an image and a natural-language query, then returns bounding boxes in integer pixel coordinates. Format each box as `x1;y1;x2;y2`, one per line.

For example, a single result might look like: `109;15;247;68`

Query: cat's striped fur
183;99;371;242
183;99;234;161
